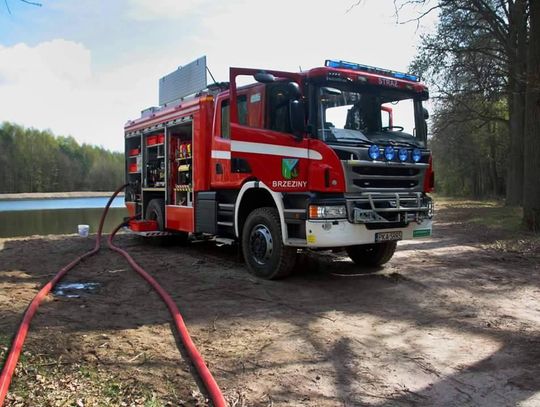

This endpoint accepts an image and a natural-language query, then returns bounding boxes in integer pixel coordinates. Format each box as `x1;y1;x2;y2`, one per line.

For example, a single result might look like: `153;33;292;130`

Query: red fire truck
124;57;434;279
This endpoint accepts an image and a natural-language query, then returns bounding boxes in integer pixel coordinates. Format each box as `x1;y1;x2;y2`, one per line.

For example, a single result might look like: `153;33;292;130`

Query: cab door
210;88;263;189
228;68;310;192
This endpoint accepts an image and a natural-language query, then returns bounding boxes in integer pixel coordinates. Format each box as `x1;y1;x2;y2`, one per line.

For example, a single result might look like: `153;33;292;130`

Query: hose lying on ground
0;185;226;407
108;220;227;407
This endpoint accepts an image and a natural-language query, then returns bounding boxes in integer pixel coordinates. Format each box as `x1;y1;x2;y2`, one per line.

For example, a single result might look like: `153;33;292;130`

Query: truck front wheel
346;241;397;269
241;207;296;279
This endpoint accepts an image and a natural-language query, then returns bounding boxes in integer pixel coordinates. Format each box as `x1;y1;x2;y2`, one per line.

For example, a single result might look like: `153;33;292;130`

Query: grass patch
144;393;164;407
433;194;503;209
433;195;523;232
468;205;523;232
1;345;177;406
1;335;192;406
434;195;540;254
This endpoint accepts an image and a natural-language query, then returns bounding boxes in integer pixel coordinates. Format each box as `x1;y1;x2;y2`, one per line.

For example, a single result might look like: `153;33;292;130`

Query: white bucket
78;224;90;237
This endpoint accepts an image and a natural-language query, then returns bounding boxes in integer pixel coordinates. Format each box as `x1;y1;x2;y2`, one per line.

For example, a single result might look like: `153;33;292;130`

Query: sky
0;0;437;152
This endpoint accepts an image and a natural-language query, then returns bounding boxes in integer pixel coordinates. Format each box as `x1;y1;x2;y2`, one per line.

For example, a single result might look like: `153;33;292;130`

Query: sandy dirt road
1;201;539;406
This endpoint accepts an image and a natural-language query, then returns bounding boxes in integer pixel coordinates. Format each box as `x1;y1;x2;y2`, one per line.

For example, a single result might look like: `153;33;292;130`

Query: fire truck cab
124;57;434;279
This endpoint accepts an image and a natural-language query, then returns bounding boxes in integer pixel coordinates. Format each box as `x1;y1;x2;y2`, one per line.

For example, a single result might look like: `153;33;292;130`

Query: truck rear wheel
146;198;188;245
346;241;397;269
241;207;296;279
146;199;165;230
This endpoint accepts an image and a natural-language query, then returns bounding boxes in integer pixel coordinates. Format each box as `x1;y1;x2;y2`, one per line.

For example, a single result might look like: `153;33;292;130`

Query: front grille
353;179;419;189
343;160;428;193
352;166;420;177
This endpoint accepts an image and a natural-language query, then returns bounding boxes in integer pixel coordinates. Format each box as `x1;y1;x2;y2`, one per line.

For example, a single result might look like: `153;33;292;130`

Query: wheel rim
249;224;273;265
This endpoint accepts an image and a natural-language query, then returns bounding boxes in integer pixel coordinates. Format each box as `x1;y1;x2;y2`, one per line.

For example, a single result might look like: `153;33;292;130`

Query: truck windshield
315;84;427;148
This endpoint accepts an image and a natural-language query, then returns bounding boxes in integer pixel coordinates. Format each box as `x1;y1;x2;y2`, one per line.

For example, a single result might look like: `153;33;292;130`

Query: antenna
206;66;217;84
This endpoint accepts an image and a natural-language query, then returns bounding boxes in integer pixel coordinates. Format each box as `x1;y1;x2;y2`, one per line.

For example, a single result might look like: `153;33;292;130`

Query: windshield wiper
386;140;422;148
332;138;372;145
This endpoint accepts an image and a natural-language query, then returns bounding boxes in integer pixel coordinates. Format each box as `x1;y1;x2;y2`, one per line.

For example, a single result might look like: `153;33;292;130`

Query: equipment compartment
145;131;165;188
168;121;193;207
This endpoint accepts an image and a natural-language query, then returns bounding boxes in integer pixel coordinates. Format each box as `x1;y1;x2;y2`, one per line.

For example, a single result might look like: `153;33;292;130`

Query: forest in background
0;122;124;193
398;0;539;231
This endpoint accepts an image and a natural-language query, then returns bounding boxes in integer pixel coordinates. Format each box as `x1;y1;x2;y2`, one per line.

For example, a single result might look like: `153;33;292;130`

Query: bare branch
499;0;510;20
346;0;362;14
397;4;441;25
2;0;42;14
19;0;42;6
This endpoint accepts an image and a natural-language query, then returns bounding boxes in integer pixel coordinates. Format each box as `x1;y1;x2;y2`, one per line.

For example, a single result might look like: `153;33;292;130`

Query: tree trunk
523;0;540;231
506;86;526;204
506;0;528;205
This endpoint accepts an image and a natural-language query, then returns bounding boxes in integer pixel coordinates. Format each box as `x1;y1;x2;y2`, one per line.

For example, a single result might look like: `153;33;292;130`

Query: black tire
169;232;189;245
241;207;296;280
346;241;397;269
145;198;188;245
146;199;165;230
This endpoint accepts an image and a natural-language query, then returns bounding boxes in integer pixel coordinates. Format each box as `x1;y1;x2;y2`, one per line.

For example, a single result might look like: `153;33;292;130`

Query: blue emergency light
325;59;420;82
398;148;408;162
384;146;395;161
412;148;422;162
368;144;380;160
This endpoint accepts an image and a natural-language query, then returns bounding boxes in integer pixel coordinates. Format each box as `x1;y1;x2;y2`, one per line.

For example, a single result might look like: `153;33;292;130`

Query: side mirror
287;81;302;98
423;107;429;120
254;71;275;83
289;99;306;140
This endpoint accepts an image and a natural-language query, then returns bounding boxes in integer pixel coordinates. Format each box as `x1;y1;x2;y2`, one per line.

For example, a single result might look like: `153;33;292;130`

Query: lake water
0;197;127;238
0;197;124;212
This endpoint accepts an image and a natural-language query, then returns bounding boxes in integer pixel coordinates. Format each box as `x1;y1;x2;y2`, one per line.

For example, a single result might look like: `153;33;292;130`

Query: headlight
384;146;395;161
412;148;422;162
368;144;380;160
309;205;347;219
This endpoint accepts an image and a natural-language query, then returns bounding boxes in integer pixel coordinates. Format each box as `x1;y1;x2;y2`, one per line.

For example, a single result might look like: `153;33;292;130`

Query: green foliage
411;0;514;199
0;122;124;193
430;98;509;198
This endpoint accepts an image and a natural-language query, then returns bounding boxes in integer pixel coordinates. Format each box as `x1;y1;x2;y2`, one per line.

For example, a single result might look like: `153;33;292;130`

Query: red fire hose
0;184;125;405
0;185;226;407
107;222;226;407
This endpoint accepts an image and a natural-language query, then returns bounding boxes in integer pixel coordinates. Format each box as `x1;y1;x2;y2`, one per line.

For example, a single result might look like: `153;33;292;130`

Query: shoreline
0;191;125;201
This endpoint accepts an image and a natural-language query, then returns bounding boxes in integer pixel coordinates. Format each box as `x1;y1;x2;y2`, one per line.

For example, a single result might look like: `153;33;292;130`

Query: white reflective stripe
231;140;323;160
211;150;231;159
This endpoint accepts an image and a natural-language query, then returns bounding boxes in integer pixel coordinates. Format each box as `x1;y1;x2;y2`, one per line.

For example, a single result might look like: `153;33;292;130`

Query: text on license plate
375;231;402;242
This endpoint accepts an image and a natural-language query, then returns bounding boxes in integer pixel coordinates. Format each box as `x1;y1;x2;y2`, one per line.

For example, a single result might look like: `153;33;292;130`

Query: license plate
375;231;402;242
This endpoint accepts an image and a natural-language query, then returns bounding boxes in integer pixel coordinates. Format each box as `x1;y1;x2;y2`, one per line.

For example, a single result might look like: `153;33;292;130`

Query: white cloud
170;0;438;81
0;39;171;151
0;40;91;86
126;0;211;21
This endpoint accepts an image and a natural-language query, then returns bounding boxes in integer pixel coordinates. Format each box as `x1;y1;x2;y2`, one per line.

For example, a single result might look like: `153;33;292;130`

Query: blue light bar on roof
325;59;420;82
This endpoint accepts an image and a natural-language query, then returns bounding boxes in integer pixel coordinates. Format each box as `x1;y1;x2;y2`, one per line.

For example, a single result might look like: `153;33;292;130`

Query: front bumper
304;218;432;247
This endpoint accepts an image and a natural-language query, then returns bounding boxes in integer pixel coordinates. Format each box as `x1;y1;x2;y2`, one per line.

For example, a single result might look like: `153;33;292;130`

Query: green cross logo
282;158;299;179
